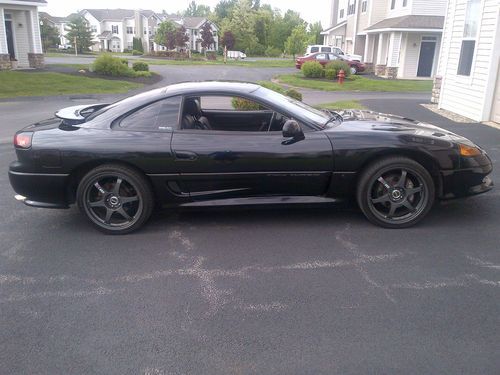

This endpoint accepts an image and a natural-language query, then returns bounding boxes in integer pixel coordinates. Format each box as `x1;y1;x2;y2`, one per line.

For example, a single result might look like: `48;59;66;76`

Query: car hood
329;109;473;145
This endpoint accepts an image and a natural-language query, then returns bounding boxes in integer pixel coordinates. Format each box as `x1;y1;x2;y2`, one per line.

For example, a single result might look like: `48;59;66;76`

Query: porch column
0;7;9;70
363;34;374;73
27;8;44;68
375;33;387;76
386;31;402;79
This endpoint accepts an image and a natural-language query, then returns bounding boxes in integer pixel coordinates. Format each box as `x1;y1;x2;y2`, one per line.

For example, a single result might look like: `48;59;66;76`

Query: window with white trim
403;0;408;6
126;26;133;34
347;0;356;15
457;0;480;76
390;0;396;9
111;25;118;34
361;0;367;12
339;9;345;18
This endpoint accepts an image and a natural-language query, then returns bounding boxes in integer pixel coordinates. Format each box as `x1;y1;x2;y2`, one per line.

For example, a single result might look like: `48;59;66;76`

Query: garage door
491;64;500;123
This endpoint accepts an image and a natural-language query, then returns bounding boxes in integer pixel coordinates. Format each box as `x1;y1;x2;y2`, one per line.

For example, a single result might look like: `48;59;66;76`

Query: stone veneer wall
0;54;11;70
363;62;374;74
431;76;442;104
385;67;398;80
28;53;44;68
375;64;386;76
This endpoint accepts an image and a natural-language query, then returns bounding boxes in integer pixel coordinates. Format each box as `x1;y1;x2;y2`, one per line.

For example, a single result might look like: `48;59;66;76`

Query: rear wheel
356;157;435;228
77;164;154;234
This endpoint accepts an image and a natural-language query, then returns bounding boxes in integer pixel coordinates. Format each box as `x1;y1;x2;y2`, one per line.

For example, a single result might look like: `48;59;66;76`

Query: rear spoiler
55;103;109;124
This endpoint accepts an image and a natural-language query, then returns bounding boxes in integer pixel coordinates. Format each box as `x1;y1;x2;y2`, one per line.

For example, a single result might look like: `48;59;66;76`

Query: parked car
296;52;366;75
57;44;72;50
9;82;493;234
226;50;246;59
305;45;362;62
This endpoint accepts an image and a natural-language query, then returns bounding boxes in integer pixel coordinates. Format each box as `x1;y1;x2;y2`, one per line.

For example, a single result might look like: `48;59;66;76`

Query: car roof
164;81;261;96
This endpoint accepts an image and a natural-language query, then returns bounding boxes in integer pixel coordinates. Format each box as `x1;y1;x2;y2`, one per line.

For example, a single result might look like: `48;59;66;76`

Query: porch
0;5;44;69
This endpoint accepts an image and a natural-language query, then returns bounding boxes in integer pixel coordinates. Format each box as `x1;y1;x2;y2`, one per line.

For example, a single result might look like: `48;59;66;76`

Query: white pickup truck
226;51;247;60
305;45;362;62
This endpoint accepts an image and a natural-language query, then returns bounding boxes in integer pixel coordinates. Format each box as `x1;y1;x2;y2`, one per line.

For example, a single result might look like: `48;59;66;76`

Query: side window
310;47;319;53
315;53;327;60
119;96;181;131
328;54;339;60
321;47;331;52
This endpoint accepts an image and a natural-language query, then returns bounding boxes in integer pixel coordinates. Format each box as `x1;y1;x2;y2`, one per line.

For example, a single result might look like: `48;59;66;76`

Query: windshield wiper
324;110;344;126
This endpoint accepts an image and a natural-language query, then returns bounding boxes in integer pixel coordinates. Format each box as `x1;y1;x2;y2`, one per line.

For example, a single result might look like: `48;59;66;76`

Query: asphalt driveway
0;82;499;374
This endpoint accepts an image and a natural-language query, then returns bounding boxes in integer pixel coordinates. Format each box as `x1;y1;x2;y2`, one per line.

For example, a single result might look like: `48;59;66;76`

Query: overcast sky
44;0;332;27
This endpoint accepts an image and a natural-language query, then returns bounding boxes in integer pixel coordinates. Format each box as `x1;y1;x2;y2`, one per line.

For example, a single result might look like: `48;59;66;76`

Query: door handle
174;150;198;161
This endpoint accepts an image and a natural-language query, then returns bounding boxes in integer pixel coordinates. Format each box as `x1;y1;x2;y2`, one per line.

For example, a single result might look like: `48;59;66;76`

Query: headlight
458;143;482;157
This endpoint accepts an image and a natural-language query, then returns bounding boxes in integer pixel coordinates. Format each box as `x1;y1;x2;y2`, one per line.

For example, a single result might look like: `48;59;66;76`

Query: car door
315;53;329;67
170;97;333;200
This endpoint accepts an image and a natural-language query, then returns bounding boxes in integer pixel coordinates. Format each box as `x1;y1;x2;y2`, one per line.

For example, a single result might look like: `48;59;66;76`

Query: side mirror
282;120;304;140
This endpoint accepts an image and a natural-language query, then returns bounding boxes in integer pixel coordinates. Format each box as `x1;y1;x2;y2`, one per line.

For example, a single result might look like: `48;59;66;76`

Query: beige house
432;0;500;123
0;0;45;69
322;0;446;79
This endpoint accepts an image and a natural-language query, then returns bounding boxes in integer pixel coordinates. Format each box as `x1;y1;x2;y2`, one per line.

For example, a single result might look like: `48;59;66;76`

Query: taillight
14;132;33;149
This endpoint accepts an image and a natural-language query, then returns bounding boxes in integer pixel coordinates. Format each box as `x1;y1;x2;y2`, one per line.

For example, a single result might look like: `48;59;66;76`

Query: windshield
255;87;331;127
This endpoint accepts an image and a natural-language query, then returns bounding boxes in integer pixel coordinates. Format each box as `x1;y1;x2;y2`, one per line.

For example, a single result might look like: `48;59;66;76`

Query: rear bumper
440;164;493;199
8;165;70;207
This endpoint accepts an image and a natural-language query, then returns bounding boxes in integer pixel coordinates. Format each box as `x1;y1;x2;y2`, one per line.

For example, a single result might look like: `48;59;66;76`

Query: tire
350;66;358;75
77;164;154;234
356;156;435;228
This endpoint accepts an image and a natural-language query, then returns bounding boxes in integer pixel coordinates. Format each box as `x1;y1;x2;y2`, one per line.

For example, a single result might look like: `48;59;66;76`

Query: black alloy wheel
357;157;435;228
77;164;154;234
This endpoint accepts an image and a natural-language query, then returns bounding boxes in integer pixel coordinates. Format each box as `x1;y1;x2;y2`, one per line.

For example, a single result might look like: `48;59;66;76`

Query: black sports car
9;82;493;234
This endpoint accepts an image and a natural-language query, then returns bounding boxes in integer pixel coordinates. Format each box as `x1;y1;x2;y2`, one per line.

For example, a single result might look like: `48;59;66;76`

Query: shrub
119;58;128;66
133;37;144;53
301;61;324;78
130;70;152;78
132;49;143;56
205;51;217;61
92;54;130;76
325;68;337;80
265;46;282;58
231;97;262;111
148;51;189;60
285;89;302;101
325;60;351;78
132;61;149;72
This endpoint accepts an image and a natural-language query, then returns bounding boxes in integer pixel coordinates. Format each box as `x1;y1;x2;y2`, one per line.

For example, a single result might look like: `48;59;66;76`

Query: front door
5;19;15;60
417;41;436;77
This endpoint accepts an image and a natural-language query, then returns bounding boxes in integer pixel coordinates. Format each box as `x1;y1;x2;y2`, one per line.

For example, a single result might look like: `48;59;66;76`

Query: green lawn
139;57;295;68
315;100;367;110
0;71;142;98
277;73;433;92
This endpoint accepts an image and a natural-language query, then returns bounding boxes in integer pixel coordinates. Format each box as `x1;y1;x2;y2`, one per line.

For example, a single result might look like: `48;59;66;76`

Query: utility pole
74;36;78;56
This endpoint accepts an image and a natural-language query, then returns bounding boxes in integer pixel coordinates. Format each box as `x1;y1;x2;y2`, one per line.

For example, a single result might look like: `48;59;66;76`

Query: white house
322;0;446;79
79;9;162;53
432;0;500;123
0;0;45;69
156;15;219;53
38;11;70;48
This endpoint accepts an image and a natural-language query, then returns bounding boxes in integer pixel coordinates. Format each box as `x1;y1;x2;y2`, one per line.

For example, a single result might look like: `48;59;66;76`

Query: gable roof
82;9;157;22
39;11;69;23
365;15;444;32
182;17;206;29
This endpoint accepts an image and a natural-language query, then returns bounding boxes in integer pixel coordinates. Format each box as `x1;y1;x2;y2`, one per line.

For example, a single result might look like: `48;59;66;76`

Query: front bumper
440;164;494;199
9;164;70;207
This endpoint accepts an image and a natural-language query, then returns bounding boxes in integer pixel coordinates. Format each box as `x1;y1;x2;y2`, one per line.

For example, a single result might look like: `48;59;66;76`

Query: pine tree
65;17;94;53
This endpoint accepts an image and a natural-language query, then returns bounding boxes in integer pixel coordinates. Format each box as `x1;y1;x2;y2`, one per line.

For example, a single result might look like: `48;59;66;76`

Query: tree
228;0;257;52
200;22;215;50
213;0;237;21
133;37;144;52
285;25;307;59
40;22;59;51
221;31;235;49
308;21;323;45
65;17;94;53
184;1;211;17
154;20;178;50
175;26;189;50
269;10;306;50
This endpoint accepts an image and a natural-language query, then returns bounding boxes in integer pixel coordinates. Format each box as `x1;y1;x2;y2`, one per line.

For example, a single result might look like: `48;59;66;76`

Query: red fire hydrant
338;69;345;85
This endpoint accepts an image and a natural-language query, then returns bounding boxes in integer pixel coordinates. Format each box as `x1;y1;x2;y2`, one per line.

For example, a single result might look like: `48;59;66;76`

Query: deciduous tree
285;25;307;59
200;23;215;50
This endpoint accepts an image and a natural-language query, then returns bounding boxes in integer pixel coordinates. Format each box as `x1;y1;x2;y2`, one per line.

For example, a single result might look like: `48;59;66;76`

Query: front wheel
77;164;154;234
356;157;435;228
350;66;358;75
